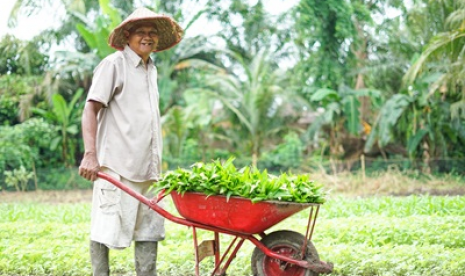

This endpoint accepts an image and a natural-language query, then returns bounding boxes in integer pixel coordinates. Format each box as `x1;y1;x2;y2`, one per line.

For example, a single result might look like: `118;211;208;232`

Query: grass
1;171;464;275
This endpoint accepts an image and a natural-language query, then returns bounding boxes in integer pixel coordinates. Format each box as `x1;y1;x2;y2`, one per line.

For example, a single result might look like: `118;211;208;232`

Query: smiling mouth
141;42;153;46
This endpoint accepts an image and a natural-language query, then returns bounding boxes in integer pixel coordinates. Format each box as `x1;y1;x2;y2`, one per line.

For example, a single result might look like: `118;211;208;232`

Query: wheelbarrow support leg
211;237;245;276
192;227;201;276
301;205;319;257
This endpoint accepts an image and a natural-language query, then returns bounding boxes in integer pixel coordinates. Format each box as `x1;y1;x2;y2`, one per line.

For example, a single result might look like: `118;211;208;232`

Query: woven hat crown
108;7;183;52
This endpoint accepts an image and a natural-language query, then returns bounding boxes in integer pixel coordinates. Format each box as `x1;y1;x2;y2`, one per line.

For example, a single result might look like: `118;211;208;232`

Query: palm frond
403;31;465;85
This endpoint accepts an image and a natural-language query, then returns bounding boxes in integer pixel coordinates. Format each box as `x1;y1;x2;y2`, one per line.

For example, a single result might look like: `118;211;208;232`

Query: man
78;7;183;276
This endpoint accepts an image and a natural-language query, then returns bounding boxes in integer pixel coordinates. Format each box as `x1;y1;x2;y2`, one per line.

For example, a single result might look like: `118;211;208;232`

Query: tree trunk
352;19;371;126
252;152;258;168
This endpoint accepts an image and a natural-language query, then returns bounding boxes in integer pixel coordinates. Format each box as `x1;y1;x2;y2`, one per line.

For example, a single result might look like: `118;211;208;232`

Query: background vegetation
1;0;465;191
1;2;464;275
0;0;465;190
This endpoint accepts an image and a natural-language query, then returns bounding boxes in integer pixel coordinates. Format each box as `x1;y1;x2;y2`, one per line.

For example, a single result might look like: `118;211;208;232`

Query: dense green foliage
1;195;464;275
0;35;49;75
0;118;57;183
0;74;44;125
1;0;465;190
153;158;326;203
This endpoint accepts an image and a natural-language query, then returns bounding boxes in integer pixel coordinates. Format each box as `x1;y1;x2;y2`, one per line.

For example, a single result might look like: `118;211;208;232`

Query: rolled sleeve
87;58;121;107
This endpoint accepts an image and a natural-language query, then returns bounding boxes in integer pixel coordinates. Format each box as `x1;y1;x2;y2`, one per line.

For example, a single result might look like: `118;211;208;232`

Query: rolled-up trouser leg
90;241;109;276
135;241;158;276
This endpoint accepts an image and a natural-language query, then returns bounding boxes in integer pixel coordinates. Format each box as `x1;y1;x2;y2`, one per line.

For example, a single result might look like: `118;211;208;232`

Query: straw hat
108;7;183;52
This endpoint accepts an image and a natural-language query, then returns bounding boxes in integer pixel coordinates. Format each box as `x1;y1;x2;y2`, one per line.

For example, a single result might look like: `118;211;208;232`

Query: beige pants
90;167;165;249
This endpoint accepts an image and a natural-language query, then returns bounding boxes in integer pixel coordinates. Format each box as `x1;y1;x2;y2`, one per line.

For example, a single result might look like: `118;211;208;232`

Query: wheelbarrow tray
171;191;316;234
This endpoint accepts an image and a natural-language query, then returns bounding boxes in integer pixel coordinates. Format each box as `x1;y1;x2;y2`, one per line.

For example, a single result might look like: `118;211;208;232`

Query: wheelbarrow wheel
251;230;320;276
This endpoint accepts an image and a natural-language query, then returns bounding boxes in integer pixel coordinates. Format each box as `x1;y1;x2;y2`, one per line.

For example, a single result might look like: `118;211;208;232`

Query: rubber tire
251;230;320;276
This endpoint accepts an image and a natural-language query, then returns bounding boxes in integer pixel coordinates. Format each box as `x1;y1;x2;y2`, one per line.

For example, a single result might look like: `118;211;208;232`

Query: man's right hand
79;152;100;181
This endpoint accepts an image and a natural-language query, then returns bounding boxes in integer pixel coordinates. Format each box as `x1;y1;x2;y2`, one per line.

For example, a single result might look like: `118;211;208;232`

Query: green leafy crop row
152;158;327;203
2;195;465;276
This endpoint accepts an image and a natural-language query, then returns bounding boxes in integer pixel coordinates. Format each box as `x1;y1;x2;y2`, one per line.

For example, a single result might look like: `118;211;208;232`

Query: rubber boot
90;241;110;276
135;241;158;276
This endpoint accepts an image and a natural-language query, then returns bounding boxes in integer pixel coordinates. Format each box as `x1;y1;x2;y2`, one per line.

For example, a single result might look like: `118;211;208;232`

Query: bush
4;166;34;192
0;74;44;126
36;167;91;190
259;132;304;172
0;118;58;190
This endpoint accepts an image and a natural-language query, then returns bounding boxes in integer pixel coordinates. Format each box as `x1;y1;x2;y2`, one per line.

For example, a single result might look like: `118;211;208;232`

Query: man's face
125;23;159;60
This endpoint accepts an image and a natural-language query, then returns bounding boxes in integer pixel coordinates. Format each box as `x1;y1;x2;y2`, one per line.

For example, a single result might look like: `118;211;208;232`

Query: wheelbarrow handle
97;172;168;204
155;189;168;203
96;171;211;230
96;172;152;206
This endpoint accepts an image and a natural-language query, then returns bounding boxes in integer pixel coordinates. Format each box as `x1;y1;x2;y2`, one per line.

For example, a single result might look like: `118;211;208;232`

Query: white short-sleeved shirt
87;45;162;182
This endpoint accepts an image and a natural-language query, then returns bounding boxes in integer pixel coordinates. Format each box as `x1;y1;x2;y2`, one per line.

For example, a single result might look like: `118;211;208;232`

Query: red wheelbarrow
98;172;333;276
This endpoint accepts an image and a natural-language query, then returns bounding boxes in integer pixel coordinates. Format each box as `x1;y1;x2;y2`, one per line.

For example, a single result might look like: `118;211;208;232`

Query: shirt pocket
96;170;122;215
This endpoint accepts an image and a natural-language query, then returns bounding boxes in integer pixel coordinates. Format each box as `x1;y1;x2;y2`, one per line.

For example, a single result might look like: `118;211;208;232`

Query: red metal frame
97;172;332;276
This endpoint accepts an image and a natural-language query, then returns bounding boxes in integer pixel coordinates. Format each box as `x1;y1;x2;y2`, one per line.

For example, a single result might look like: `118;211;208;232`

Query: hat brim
109;16;183;52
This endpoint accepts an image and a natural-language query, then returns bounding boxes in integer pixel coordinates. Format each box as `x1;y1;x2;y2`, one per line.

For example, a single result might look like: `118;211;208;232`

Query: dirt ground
0;189;94;204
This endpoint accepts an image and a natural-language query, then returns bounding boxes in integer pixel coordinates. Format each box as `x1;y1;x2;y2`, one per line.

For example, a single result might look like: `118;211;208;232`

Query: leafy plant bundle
152;158;327;203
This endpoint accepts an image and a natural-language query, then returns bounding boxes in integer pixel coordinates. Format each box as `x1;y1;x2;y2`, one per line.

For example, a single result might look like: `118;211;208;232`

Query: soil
390;186;465;196
0;189;93;204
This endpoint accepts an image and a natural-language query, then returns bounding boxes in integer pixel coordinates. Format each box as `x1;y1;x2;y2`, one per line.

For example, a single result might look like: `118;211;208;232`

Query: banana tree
161;87;224;163
33;89;84;167
379;0;465;165
364;93;411;153
365;75;465;167
306;86;382;158
74;0;121;60
8;0;137;51
44;0;122;95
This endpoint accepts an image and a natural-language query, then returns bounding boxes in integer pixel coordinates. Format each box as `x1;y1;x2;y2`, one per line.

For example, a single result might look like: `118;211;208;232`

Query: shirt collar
123;45;153;67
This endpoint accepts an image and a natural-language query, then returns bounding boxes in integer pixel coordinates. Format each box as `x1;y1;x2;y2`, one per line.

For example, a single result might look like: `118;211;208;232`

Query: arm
79;100;103;181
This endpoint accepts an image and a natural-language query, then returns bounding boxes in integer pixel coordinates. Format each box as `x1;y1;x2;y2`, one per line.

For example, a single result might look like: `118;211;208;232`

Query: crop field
1;190;465;276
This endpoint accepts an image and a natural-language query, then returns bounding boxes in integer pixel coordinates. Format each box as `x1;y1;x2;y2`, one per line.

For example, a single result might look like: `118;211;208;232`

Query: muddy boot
135;241;158;276
90;241;110;276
